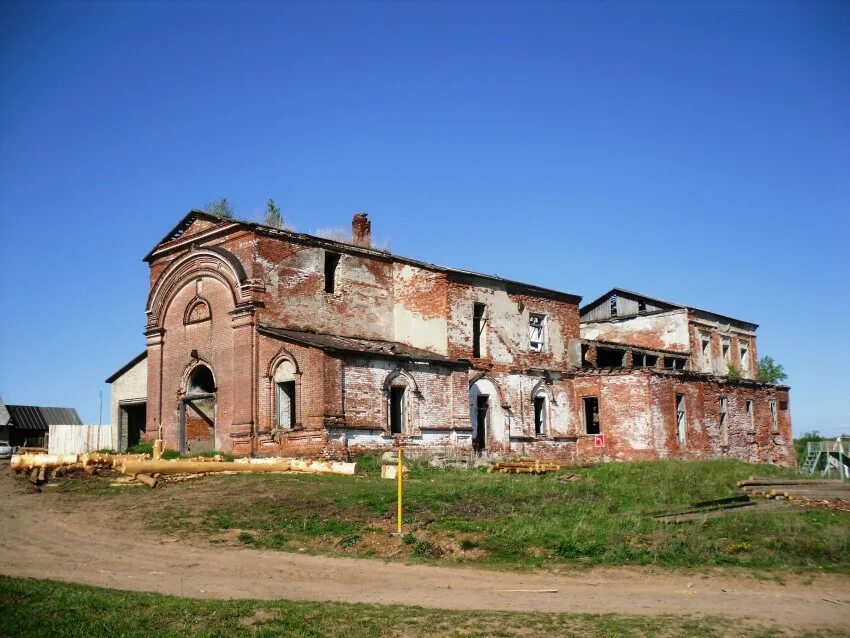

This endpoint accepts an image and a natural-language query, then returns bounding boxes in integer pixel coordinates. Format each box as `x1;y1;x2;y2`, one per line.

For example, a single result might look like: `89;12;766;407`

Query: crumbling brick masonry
136;211;794;467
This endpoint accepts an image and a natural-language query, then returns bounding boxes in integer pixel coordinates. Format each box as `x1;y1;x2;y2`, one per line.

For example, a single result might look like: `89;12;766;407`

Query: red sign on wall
594;434;605;448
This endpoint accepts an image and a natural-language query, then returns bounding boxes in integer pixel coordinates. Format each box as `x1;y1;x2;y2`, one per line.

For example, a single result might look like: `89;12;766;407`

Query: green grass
0;576;827;638
134;458;850;572
123;443;233;461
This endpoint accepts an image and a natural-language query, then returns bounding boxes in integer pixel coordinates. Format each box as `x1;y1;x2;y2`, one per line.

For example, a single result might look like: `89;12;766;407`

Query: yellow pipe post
397;447;404;534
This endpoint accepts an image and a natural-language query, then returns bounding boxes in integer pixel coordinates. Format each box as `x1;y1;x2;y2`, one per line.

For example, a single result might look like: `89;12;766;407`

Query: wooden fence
47;424;114;455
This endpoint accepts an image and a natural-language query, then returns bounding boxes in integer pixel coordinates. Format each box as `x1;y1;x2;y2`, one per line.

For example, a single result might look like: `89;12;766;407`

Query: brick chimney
351;212;371;247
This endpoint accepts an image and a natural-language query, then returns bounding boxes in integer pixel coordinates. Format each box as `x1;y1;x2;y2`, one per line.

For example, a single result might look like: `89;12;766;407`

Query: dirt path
0;470;848;631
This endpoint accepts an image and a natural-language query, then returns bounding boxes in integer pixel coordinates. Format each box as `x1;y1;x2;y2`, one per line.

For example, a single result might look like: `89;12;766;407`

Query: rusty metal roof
6;405;82;431
258;325;467;366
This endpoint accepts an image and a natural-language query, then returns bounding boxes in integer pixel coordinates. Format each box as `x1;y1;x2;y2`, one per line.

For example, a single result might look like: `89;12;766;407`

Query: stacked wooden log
10;453;356;488
488;458;575;474
11;453;151;485
738;475;850;511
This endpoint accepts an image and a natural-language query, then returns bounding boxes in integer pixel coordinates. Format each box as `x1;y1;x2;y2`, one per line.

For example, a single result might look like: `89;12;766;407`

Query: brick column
229;304;257;455
144;327;165;443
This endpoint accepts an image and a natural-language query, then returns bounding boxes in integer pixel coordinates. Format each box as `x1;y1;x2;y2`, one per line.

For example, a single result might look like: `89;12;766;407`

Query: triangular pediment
144;210;232;261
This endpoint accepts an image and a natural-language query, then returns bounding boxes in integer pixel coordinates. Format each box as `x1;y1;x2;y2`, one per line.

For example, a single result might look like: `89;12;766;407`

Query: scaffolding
800;436;850;479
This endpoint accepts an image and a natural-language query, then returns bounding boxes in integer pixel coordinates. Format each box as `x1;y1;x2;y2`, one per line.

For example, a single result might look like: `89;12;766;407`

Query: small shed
4;404;82;448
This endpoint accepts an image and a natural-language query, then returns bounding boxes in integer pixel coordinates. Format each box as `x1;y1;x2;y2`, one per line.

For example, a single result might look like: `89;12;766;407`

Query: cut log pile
488;458;597;474
738;475;850;511
11;452;356;488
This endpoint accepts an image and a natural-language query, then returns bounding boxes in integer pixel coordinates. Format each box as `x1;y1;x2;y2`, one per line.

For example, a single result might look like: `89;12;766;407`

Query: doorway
120;401;147;448
475;395;489;452
180;365;216;454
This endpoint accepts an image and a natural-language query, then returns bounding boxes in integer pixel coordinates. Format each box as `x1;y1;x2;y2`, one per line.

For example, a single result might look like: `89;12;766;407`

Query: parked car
0;441;12;460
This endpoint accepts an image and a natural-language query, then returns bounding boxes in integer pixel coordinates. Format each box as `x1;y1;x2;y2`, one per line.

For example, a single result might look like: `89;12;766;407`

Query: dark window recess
188;365;215;394
534;396;546;435
610;295;618;317
472;303;486;357
324;252;341;293
597;347;625;367
633;353;658;367
664;357;686;370
390;387;405;434
475;395;489;451
638;300;646;312
583;396;600;434
779;401;789;411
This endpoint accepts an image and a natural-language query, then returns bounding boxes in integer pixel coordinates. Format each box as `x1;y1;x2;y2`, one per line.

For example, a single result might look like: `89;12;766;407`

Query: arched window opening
534;393;547;436
390;387;406;434
274;360;297;429
188;365;215;395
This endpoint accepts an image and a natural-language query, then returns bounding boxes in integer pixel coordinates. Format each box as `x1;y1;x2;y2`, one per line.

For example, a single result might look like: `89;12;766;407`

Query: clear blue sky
1;1;848;436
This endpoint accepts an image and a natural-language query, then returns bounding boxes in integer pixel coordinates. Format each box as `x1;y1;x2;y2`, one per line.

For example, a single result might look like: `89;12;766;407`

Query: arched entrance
470;377;505;453
179;364;216;454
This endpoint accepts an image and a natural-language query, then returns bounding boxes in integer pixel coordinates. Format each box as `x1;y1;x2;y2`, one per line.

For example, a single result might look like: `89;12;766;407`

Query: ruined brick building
116;210;794;466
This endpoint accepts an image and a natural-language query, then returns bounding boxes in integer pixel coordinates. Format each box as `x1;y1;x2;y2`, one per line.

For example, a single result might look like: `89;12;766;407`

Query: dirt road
0;469;847;631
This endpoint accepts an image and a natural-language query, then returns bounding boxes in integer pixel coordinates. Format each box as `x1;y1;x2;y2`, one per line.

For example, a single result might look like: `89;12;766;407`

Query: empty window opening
324;252;341;293
769;400;778;433
739;342;749;374
472;303;486;358
718;397;728;446
664;357;686;370
529;313;546;352
637;300;646;313
475;395;489;451
779;400;788;411
188;365;215;395
583;396;600;435
675;394;686;445
597;347;625;367
390;387;406;435
276;381;296;429
534;395;547;436
610;295;618;317
633;353;658;367
745;399;754;432
580;343;591;367
721;338;730;365
701;334;712;371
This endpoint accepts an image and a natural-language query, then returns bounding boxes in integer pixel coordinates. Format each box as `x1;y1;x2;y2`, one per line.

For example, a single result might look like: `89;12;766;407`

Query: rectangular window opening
276;381;296;429
597;347;625;367
583;396;600;435
701;334;712;372
472;303;486;358
740;343;749;374
529;313;546;352
718;397;728;446
769;400;778;433
745;399;754;432
390;387;406;435
664;357;686;370
324;252;341;293
534;396;547;436
675;394;686;445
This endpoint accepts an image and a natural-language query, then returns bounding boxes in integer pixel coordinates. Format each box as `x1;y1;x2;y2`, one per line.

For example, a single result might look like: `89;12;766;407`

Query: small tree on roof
205;198;234;218
757;355;788;384
264;198;283;228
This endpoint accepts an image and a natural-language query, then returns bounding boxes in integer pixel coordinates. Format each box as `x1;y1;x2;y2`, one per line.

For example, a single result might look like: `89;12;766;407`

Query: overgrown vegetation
136;458;850;573
204;197;234;218
0;576;789;638
757;355;788;384
124;442;231;461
